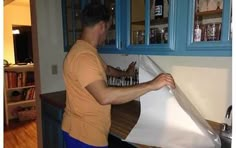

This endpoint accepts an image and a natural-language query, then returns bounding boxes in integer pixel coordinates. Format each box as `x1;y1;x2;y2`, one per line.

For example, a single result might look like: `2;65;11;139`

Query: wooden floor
4;120;38;148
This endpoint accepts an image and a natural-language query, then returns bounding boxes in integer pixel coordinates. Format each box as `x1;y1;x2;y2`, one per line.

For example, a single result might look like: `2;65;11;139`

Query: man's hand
106;62;137;77
148;73;176;90
125;62;136;76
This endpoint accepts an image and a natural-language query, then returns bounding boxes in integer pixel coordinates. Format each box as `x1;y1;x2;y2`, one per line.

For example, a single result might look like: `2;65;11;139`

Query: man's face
99;19;112;46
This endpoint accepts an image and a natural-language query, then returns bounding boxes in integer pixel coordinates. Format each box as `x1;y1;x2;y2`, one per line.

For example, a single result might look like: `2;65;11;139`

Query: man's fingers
159;73;176;89
130;61;136;66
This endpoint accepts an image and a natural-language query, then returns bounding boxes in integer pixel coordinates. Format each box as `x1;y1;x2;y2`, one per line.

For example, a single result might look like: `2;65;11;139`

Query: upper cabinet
185;0;232;56
61;0;232;56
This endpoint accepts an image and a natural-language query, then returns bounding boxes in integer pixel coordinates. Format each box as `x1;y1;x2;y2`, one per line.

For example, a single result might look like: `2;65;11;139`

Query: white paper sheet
124;56;221;148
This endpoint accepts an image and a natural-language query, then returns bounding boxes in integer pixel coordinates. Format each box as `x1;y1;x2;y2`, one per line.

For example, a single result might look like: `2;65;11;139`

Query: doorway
12;25;33;64
4;0;41;148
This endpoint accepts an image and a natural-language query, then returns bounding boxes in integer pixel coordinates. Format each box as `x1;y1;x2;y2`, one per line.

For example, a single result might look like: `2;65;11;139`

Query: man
62;3;175;148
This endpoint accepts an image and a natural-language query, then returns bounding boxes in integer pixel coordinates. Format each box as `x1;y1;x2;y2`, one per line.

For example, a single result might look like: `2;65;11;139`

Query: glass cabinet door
62;0;84;51
149;0;169;44
228;3;232;41
192;0;232;43
83;0;117;46
103;0;116;46
62;0;116;51
130;0;170;45
193;0;223;42
186;0;232;55
130;0;146;45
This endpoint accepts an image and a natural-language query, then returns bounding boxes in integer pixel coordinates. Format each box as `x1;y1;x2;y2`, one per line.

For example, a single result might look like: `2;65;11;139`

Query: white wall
35;0;232;123
101;54;232;123
35;0;66;93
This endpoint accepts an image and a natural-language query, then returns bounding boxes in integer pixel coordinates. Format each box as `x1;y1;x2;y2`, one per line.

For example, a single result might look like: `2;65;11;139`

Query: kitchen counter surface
40;91;222;148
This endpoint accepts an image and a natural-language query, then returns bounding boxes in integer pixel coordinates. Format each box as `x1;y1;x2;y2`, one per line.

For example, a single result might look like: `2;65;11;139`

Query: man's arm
85;73;175;105
106;62;136;77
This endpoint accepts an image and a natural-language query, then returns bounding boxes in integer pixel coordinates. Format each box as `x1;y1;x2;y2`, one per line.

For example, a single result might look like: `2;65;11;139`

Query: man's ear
98;21;106;32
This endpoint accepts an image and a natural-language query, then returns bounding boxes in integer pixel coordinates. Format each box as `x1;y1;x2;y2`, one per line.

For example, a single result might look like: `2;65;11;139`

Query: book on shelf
22;87;35;100
4;72;8;89
4;71;35;88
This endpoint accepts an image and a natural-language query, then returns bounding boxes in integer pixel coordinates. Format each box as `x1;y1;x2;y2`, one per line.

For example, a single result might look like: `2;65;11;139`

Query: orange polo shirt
62;40;111;146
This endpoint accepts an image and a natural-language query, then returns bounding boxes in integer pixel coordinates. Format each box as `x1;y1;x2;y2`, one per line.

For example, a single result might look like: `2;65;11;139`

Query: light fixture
12;29;20;34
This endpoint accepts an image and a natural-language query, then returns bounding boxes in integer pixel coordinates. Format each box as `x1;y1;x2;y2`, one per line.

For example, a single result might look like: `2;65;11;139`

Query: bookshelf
4;64;36;125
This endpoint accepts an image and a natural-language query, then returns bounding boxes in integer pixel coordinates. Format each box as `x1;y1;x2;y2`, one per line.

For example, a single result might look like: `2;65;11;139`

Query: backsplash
107;68;139;87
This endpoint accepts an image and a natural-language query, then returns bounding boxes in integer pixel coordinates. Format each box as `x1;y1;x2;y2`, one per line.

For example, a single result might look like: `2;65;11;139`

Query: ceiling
4;0;29;6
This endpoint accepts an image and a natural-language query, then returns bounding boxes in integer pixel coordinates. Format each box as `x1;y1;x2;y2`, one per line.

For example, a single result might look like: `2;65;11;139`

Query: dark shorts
63;131;108;148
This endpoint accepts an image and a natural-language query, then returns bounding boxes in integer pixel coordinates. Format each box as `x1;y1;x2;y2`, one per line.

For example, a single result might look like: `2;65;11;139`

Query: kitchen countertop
40;91;222;148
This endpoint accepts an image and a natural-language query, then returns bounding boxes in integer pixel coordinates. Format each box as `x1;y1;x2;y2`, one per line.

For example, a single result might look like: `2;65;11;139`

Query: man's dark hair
81;3;111;28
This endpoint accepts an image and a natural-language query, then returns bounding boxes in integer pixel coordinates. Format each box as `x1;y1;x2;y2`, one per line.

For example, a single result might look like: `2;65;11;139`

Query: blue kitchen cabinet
40;91;139;148
41;99;66;148
61;0;177;54
62;0;232;56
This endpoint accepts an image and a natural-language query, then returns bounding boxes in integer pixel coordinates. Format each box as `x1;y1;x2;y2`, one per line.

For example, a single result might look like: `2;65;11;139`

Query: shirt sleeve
74;53;105;88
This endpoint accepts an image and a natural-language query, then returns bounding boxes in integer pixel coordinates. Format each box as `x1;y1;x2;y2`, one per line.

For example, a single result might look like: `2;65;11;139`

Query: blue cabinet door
99;0;178;55
42;115;66;148
61;0;87;51
184;0;232;56
98;0;122;53
124;0;177;55
62;0;119;52
41;101;65;148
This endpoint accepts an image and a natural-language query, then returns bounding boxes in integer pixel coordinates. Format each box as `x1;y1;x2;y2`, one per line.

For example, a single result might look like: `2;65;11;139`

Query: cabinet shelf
4;64;34;71
6;85;35;91
132;17;168;26
8;99;35;106
196;9;222;17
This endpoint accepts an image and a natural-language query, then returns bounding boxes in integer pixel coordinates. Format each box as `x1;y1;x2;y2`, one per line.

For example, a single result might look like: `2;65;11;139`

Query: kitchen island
40;91;223;148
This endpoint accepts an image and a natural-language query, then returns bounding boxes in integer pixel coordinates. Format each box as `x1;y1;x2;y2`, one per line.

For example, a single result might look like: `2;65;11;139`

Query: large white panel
102;54;232;123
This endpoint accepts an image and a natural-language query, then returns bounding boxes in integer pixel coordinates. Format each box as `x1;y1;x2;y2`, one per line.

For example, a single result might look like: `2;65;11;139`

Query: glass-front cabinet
61;0;117;51
125;0;177;55
186;0;232;55
131;0;169;45
61;0;232;56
